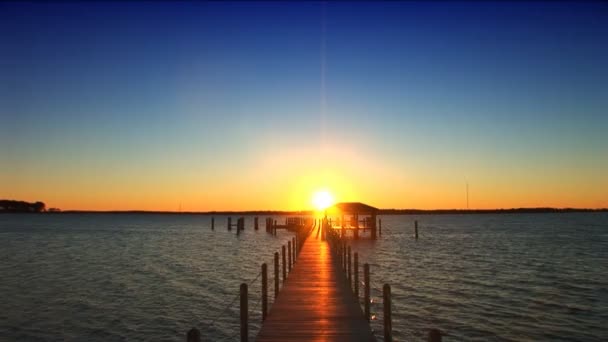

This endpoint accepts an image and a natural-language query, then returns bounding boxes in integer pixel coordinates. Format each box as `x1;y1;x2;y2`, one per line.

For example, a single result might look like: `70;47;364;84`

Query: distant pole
415;220;418;239
228;217;232;231
274;252;279;299
383;284;392;342
211;217;215;230
379;218;382;236
261;263;267;321
254;217;259;230
240;283;248;342
364;264;370;321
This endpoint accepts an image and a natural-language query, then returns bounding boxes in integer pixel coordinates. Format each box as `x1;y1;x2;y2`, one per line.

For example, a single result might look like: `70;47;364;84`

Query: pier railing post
274;252;279;299
240;283;248;342
354;252;359;298
364;263;370;321
282;245;286;283
262;263;268;321
187;328;201;342
288;241;292;272
383;284;392;342
348;246;352;289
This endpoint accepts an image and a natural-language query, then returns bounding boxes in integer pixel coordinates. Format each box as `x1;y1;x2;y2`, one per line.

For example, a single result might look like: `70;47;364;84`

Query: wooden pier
256;224;375;342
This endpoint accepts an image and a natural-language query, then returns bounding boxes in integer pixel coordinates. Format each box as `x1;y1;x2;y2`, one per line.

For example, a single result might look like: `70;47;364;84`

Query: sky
1;1;607;211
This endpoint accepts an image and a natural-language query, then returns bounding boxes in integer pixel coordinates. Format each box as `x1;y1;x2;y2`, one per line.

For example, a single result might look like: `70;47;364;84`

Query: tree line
0;200;47;213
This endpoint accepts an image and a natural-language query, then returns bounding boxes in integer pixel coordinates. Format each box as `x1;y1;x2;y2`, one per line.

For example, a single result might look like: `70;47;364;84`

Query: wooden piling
211;217;214;230
364;263;370;321
187;328;201;342
379;218;382;236
288;241;292;272
415;220;419;239
240;283;248;342
262;263;268;321
428;329;442;342
292;237;296;261
347;246;352;289
383;284;392;342
255;217;259;230
228;217;232;230
354;252;359;298
282;245;286;282
274;252;279;300
342;242;347;271
371;214;377;239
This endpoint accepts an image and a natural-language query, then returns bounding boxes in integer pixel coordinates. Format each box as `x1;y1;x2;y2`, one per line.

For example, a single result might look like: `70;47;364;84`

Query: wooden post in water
254;217;259;230
428;329;442;342
354;252;359;298
273;220;277;236
274;252;279;299
347;246;352;289
187;328;201;342
379;218;382;236
292;237;296;262
236;218;241;236
343;242;347;271
211;217;214;230
383;284;392;342
371;214;377;239
281;245;286;282
287;241;292;272
354;213;359;240
415;220;419;239
228;217;232;230
364;263;370;321
261;263;268;321
240;283;248;342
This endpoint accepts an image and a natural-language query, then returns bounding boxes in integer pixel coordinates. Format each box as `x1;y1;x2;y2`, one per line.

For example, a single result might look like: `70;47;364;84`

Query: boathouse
327;202;379;239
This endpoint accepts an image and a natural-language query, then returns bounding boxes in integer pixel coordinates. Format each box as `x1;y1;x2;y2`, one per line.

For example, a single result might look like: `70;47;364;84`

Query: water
1;213;607;341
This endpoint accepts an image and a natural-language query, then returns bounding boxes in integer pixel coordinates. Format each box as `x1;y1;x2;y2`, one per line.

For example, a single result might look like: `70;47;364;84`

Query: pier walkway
256;226;376;341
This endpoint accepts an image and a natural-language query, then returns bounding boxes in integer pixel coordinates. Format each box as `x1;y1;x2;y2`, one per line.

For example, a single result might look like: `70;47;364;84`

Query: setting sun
312;190;335;211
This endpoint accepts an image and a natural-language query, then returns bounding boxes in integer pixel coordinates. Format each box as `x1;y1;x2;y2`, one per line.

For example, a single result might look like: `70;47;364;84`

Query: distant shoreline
4;208;606;215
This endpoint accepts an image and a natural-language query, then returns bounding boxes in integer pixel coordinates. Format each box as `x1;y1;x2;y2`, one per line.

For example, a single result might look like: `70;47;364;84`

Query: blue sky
1;1;607;210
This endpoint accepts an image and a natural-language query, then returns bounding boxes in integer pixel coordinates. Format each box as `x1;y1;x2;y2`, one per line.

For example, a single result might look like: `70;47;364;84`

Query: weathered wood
288;241;292;272
364;263;370;321
415;220;419;239
383;284;392;342
228;217;232;230
428;329;442;342
347;246;352;289
257;230;375;342
282;245;286;282
262;263;268;321
255;217;259;230
240;283;248;342
187;328;201;342
354;252;359;298
274;252;279;300
379;218;382;236
211;217;214;230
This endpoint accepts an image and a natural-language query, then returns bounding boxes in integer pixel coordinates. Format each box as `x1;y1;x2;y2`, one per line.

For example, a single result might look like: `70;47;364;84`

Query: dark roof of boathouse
330;202;379;214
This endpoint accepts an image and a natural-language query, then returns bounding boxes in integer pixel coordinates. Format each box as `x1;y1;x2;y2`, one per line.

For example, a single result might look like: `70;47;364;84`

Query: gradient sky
1;1;607;211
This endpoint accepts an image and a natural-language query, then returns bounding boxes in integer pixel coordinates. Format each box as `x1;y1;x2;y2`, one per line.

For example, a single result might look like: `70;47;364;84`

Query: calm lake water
1;213;607;341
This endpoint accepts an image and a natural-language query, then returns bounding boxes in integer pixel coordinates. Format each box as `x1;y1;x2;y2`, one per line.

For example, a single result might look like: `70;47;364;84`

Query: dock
256;224;375;341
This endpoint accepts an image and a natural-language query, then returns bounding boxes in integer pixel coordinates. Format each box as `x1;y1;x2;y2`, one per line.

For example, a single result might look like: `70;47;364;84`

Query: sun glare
312;190;334;211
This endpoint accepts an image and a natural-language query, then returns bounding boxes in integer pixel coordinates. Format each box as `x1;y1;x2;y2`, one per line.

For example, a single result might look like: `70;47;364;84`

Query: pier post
288;241;292;272
354;213;359;240
228;217;232;231
262;263;267;321
383;284;392;342
236;218;241;236
354;252;359;298
428;329;442;342
379;218;382;236
240;283;248;342
343;242;347;271
211;217;214;230
347;246;352;289
364;263;370;321
187;328;201;342
282;245;286;283
415;220;419;239
274;252;279;299
292;237;296;262
273;220;277;236
255;217;259;230
371;214;377;239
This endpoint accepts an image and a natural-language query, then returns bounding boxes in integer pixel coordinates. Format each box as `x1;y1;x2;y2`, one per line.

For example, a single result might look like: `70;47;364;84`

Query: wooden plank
256;227;376;342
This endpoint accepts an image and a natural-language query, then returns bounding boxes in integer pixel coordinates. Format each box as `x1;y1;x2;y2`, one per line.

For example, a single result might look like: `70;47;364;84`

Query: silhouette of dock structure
256;224;376;341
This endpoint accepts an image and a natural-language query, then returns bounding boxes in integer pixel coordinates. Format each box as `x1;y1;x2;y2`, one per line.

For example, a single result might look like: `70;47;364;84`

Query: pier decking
256;225;375;342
